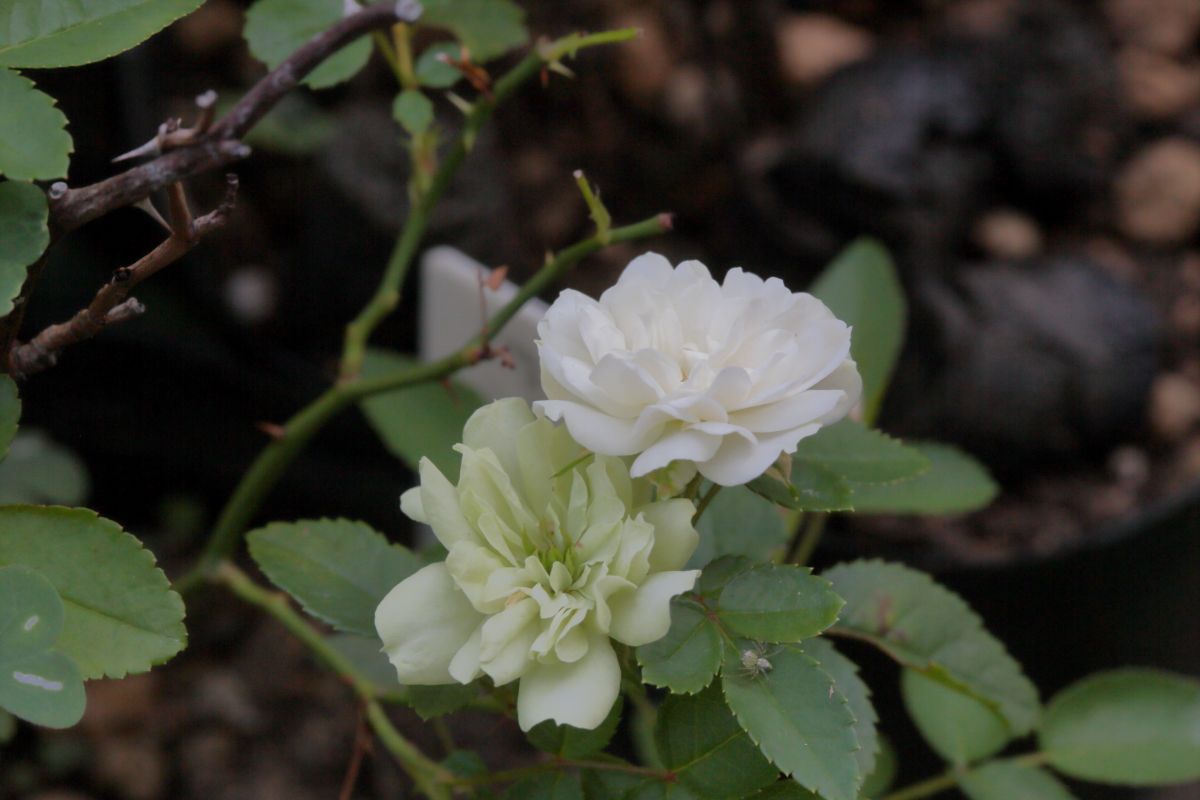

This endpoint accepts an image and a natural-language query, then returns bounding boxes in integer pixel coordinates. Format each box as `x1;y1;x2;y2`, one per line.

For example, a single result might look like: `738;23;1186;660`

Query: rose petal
608;570;701;646
376;563;483;685
637;498;700;572
516;633;621;731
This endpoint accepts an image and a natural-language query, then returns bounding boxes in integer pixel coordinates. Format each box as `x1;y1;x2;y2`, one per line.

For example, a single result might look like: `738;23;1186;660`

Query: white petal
629;429;722;478
613;251;674;289
479;597;540;685
516;634;621;731
813;359;863;423
375;563;483;685
728;390;845;434
448;625;483;683
462;398;535;478
638;498;700;572
535;400;651;455
399;486;426;523
697;423;819;486
608;570;700;646
418;458;472;549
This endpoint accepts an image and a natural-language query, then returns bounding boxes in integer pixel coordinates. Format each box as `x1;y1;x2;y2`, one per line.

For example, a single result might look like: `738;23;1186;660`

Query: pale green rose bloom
375;398;701;731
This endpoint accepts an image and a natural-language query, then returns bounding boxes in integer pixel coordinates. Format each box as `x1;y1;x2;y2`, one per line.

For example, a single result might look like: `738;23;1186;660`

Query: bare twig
48;1;416;237
10;176;239;378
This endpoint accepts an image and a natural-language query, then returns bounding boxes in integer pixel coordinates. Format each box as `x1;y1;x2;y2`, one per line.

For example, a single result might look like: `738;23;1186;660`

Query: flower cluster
376;255;860;731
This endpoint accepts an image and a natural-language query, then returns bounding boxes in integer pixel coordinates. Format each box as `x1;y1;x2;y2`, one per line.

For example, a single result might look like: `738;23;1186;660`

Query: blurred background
3;0;1199;797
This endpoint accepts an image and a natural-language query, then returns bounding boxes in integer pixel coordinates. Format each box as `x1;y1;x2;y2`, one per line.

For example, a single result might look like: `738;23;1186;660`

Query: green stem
622;676;662;769
449;757;669;788
177;215;669;592
785;512;828;565
215;563;453;799
880;754;1050;800
692;483;722;523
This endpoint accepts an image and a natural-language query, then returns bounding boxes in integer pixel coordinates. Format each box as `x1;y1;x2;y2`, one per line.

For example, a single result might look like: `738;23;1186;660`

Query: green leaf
0;374;19;460
1038;669;1200;786
824;560;1038;736
656;684;779;799
810;239;906;425
234;92;337;157
748;462;852;512
529;697;623;759
0;566;86;729
637;599;722;695
0;179;49;315
359;348;485;480
504;770;584;800
749;784;820;800
689;486;787;569
326;633;402;694
243;0;372;89
416;42;462;88
901;668;1009;766
717;564;843;643
408;682;479;719
582;770;658;799
0;430;89;505
695;556;755;601
419;0;528;62
247;518;421;637
394;89;434;136
861;734;896;798
794;421;928;485
0;709;15;743
721;643;861;800
801;638;878;781
959;761;1077;800
0;506;186;680
442;749;488;779
0;0;203;67
848;443;998;515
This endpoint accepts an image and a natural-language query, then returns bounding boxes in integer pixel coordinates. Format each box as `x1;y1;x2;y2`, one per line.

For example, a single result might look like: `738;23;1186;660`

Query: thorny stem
785;511;828;565
338;27;640;381
178;214;671;592
692;483;723;523
215;562;453;799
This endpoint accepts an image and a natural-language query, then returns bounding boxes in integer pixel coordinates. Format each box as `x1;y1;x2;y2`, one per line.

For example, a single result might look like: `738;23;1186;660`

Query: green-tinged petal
638;498;699;572
608;518;655;584
448;625;483;683
375;563;483;684
480;597;539;685
417;458;472;548
517;416;582;516
446;541;511;614
399;486;427;523
458;446;540;535
608;570;700;646
463;398;535;478
517;633;621;731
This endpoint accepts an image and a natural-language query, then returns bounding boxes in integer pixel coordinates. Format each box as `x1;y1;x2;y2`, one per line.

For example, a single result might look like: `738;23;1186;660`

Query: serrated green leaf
794;421;928;485
326;633;403;694
695;556;754;600
419;0;527;62
359;348;485;480
243;0;372;89
416;42;462;88
247;518;421;637
721;643;861;800
0;179;49;315
0;506;185;680
0;375;18;460
0;566;85;728
394;89;433;136
656;684;779;799
802;638;878;781
637;600;722;695
747;461;853;512
582;769;656;799
824;560;1038;736
689;486;787;569
749;784;821;800
0;0;205;67
0;430;88;506
959;761;1077;800
848;443;997;515
408;682;479;719
717;564;842;643
861;734;896;798
810;238;905;425
901;668;1009;766
504;770;584;800
529;697;623;759
442;749;488;779
1038;669;1200;786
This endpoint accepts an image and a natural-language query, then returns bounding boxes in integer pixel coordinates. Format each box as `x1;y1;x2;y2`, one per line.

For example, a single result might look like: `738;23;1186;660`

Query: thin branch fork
10;176;239;378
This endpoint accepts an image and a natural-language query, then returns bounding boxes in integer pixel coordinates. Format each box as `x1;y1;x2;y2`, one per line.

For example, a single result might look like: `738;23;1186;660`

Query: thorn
133;198;172;233
657;212;675;231
395;0;423;22
194;90;218;131
113;137;161;163
548;61;575;79
47;182;68;201
106;297;146;323
256;421;286;440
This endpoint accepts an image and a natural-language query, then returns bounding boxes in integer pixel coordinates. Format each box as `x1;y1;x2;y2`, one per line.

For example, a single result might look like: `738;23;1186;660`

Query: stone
1105;0;1200;57
1150;372;1200;440
1116;138;1200;246
1117;47;1200;120
776;14;873;87
974;208;1043;259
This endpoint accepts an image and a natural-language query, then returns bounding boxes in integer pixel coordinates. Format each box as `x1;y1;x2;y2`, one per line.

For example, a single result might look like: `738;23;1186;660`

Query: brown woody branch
48;0;419;237
10;176;240;378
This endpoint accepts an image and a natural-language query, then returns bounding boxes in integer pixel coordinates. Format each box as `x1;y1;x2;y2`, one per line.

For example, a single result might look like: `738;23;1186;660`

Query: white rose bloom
534;253;863;487
375;398;700;731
